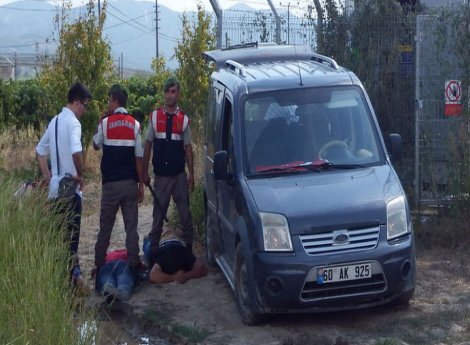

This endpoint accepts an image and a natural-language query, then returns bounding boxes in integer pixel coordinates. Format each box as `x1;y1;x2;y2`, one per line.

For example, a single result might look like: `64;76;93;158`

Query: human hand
137;183;144;203
142;171;151;187
187;174;194;193
175;271;189;284
38;175;51;189
74;175;84;192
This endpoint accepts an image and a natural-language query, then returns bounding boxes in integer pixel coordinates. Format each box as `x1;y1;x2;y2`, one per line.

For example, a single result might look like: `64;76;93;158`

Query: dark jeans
96;260;134;295
51;194;82;282
53;193;82;256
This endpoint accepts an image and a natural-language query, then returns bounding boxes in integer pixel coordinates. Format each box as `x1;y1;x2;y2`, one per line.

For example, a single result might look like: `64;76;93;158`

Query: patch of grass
141;307;172;325
0;176;94;345
170;322;212;344
414;207;470;252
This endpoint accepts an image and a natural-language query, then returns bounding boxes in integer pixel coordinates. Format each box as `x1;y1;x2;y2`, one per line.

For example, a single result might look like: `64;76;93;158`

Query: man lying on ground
147;228;208;284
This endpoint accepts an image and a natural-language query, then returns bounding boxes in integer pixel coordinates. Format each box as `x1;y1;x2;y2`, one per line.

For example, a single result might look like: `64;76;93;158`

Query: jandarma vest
151;107;189;176
101;112;140;184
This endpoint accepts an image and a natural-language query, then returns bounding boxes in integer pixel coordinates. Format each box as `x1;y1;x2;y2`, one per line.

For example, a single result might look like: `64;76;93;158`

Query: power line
0;5;56;12
106;13;149;30
106;10;153;34
107;3;153;32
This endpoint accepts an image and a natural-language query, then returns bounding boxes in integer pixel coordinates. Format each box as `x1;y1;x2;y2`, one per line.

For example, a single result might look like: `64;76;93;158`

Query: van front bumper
252;234;416;313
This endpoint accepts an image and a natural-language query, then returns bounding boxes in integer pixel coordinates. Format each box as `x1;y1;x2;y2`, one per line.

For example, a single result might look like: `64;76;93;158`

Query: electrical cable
108;3;154;32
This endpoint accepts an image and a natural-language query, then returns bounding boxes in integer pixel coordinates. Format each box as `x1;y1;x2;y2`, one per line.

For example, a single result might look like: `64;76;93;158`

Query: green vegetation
1;1;469;342
0;175;93;345
0;4;215;341
174;7;216;142
39;0;113;159
170;322;212;343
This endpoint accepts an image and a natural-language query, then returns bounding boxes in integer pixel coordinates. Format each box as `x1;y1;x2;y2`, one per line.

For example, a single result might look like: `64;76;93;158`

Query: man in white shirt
36;82;92;285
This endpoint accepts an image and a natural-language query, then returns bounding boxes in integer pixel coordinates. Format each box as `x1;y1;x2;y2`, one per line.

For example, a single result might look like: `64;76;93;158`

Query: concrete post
267;0;281;44
209;0;223;48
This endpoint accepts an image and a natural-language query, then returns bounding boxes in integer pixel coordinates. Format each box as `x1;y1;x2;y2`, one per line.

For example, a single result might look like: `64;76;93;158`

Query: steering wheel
318;140;349;160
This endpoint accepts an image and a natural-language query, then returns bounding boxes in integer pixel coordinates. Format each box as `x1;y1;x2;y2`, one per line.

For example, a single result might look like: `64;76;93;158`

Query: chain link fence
221;9;315;48
211;4;469;208
415;13;468;206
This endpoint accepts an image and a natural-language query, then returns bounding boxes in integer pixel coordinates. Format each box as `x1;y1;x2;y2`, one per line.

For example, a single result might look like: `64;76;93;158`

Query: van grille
301;273;386;301
299;226;380;255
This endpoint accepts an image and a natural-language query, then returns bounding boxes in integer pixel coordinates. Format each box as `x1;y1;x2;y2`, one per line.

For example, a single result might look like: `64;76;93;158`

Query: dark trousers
95;180;140;268
148;171;193;257
52;194;82;280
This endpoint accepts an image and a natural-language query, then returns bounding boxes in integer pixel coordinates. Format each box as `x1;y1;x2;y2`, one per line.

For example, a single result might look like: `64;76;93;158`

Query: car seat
291;105;332;161
249;117;290;168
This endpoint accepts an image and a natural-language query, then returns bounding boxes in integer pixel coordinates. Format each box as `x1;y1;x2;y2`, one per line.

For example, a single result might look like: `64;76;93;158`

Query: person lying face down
148;228;208;284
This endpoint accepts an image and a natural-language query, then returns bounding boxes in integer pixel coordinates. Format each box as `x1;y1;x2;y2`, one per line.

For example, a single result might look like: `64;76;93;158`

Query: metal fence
221;9;315;48
415;14;467;206
218;8;469;208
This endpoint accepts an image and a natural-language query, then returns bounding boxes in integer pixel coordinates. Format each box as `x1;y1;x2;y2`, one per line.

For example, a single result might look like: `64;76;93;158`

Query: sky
0;0;272;12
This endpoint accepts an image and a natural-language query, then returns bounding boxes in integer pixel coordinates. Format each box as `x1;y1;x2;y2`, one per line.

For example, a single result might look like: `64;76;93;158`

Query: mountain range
0;0;214;72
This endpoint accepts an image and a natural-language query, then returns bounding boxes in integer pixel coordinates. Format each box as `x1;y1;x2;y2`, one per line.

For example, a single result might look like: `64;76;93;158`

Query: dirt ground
79;180;470;345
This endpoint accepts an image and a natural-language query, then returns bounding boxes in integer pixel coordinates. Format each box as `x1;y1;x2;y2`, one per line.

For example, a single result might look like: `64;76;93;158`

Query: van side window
221;98;233;172
206;86;224;157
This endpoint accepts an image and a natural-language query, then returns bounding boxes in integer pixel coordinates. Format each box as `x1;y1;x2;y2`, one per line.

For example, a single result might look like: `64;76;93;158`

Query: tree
174;4;216;143
312;0;350;63
39;0;114;165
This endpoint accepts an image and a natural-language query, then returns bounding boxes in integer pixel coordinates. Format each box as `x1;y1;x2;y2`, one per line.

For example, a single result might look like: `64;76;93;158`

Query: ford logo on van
333;232;350;245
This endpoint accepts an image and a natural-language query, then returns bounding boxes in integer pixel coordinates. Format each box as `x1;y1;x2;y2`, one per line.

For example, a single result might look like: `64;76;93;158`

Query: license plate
317;263;372;284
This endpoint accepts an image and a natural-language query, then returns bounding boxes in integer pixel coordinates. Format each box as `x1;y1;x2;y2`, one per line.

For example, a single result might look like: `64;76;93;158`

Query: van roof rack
311;53;339;70
222;42;259;51
203;45;339;70
225;59;246;77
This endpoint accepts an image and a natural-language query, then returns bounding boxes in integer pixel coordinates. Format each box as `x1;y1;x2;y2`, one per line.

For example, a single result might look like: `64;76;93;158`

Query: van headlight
260;212;293;251
386;195;409;240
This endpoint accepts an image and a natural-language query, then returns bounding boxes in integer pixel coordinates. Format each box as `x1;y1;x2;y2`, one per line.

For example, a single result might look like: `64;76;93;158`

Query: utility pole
209;0;222;49
13;51;17;81
155;0;159;58
267;0;281;45
121;52;124;79
287;2;290;45
98;0;100;17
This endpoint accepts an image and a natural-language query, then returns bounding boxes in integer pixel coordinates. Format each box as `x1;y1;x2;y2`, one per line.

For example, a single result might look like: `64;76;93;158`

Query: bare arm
175;257;208;284
72;152;84;191
185;144;194;192
36;153;51;187
149;264;185;284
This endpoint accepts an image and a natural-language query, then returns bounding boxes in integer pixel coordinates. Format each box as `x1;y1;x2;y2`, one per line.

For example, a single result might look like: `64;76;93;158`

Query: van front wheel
234;243;267;326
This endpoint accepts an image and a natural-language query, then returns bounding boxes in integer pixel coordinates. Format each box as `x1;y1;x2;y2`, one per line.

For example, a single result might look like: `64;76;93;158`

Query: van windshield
243;86;384;175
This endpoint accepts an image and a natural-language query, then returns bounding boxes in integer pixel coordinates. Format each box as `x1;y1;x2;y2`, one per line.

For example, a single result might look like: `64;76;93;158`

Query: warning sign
445;80;463;116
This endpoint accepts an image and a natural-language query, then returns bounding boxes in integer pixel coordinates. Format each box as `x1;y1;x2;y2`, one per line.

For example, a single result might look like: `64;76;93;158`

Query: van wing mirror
214;150;232;180
388;133;402;162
